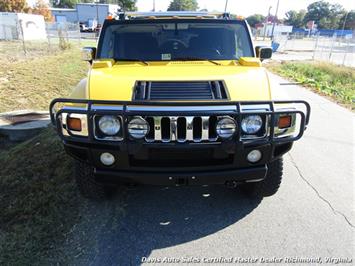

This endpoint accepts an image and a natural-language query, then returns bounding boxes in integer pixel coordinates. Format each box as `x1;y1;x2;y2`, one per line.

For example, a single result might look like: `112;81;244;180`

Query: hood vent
133;81;229;101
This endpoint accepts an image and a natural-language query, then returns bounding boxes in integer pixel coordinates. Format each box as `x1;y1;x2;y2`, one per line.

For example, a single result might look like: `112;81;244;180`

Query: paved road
61;74;354;266
255;39;355;67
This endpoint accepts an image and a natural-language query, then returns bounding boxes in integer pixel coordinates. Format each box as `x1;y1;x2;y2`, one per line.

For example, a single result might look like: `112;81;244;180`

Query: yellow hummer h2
50;12;310;200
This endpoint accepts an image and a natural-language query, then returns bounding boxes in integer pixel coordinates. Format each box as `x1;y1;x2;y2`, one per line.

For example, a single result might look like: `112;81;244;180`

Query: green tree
0;0;28;12
106;0;137;11
167;0;198;11
303;1;346;29
284;9;306;28
52;0;78;8
340;10;355;30
246;14;265;28
328;3;346;29
303;0;331;27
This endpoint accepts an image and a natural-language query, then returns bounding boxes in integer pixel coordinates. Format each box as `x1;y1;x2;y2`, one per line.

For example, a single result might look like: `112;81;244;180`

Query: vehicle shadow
69;185;262;266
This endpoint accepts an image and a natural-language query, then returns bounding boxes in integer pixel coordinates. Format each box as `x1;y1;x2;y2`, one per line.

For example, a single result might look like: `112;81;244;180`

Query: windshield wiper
173;57;221;65
114;58;149;65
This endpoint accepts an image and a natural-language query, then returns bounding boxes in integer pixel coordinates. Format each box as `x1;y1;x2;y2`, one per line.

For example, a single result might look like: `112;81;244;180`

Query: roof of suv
114;11;244;21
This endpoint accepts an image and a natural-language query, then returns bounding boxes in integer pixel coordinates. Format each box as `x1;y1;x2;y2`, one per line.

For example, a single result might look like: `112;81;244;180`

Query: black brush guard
50;99;310;185
49;99;310;145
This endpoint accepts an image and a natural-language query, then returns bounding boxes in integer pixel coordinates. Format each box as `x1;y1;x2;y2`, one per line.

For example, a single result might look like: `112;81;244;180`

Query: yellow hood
88;60;272;101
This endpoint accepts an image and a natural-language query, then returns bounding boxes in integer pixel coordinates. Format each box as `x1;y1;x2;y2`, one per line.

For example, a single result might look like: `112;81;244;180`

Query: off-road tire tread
75;161;107;200
243;158;283;198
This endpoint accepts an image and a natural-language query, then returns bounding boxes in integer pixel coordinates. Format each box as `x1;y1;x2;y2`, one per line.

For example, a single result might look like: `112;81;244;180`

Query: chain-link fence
262;32;355;67
0;21;91;61
312;34;354;67
46;22;81;47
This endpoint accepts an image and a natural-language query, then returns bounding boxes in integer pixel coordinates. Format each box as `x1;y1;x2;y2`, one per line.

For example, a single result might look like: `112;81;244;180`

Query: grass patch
0;43;89;113
268;61;355;110
0;43;92;264
0;128;82;265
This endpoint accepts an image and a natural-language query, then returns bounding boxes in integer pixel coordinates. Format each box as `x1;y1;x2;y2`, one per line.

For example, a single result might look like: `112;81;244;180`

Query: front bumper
63;140;291;185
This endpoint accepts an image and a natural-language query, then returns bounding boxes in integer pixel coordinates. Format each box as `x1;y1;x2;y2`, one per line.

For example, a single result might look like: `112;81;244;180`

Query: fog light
100;152;115;166
247;150;262;163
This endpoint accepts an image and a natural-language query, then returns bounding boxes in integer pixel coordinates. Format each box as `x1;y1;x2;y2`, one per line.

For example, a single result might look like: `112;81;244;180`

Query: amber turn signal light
67;117;82;132
278;115;292;129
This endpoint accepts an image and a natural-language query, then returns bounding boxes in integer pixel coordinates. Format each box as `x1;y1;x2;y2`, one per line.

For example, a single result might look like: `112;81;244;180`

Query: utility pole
94;0;99;24
94;0;99;38
270;0;280;41
341;11;349;37
96;3;99;23
224;0;229;12
263;6;272;41
153;0;155;12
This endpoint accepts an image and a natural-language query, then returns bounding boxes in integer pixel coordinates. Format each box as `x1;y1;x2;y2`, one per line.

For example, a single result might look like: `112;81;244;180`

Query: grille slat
145;116;219;143
153;117;161;141
133;81;228;101
202;117;210;141
186;117;194;141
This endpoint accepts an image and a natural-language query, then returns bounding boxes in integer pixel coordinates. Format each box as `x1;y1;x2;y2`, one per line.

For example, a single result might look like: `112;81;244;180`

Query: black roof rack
115;11;235;21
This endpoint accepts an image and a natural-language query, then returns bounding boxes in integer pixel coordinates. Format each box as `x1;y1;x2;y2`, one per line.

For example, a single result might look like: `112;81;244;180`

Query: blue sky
137;0;355;18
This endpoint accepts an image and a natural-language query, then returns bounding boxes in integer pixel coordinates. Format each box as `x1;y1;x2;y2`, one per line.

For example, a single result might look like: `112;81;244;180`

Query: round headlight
128;117;149;139
98;115;121;136
241;115;263;134
216;117;236;139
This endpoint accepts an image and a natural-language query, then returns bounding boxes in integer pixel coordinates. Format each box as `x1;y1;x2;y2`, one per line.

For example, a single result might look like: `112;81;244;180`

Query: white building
0;12;46;40
259;23;293;37
51;3;119;25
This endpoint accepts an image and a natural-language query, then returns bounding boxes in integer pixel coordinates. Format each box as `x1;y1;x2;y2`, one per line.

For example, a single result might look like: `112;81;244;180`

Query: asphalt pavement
61;73;354;266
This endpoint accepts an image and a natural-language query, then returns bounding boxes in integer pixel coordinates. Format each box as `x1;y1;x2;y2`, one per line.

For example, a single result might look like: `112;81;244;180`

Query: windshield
97;21;253;61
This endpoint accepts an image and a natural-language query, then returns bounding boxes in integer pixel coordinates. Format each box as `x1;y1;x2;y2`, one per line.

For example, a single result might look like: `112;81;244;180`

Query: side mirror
255;46;272;61
82;47;96;63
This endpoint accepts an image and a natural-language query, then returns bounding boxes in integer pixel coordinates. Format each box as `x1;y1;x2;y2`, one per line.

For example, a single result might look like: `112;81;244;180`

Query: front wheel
241;158;283;198
75;161;110;200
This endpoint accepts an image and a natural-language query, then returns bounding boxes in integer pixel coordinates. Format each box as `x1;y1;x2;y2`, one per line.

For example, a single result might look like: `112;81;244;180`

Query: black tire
241;158;283;198
75;161;109;200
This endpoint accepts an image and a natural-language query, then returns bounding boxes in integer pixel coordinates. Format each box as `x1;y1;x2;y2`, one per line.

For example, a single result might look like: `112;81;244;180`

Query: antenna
224;0;229;12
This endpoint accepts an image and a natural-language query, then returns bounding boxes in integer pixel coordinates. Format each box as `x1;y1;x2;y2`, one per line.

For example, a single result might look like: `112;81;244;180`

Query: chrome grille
145;116;219;143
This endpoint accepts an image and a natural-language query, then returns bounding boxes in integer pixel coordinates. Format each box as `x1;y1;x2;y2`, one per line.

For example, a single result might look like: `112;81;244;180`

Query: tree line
247;1;354;30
